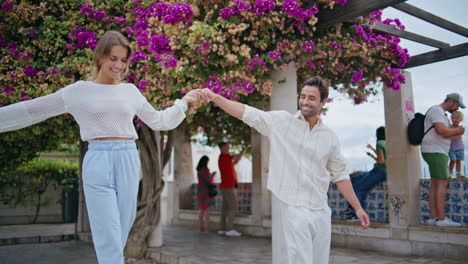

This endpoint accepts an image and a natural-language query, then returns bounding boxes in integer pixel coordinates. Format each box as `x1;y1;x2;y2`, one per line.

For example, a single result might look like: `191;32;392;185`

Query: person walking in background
196;155;216;232
423;93;465;228
203;76;369;264
217;142;246;237
345;126;387;221
0;31;205;264
449;111;465;178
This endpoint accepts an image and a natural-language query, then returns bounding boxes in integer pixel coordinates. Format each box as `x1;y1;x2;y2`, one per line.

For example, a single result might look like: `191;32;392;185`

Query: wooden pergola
316;0;468;68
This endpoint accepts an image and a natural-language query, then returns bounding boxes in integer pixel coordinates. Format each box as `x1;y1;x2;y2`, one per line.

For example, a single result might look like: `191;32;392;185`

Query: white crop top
0;81;188;141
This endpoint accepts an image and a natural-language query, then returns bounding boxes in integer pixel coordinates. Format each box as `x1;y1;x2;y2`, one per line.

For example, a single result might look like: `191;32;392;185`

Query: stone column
383;70;422;239
270;62;298;114
262;61;298;218
173;126;194;210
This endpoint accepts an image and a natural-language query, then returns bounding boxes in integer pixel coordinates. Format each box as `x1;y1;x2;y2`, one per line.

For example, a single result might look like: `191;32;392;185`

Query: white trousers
83;140;140;264
272;194;332;264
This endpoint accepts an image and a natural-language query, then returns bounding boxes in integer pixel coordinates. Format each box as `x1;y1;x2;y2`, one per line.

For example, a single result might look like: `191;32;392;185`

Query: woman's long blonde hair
90;31;132;80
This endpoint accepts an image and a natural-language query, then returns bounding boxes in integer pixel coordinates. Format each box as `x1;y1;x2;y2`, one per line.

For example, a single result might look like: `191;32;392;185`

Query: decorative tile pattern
420;179;468;225
328;182;389;223
189;179;468;225
191;183;252;214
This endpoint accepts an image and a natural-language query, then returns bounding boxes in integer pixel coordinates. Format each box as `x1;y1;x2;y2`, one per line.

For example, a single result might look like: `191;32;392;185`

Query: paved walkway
0;224;465;264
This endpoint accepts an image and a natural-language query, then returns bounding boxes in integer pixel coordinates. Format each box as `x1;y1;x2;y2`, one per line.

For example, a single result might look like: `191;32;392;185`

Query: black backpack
407;108;435;145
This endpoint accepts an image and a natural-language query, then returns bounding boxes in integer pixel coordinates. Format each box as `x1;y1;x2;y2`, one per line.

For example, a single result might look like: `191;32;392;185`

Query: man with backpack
423;93;465;227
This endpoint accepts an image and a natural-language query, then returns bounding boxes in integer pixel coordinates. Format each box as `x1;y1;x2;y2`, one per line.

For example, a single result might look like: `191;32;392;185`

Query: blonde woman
0;31;204;264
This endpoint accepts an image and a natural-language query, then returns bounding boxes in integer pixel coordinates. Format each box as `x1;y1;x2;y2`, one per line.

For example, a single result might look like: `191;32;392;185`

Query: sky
322;0;468;176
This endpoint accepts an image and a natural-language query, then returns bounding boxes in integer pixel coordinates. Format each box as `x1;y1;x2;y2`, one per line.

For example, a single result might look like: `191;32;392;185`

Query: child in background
449;111;465;178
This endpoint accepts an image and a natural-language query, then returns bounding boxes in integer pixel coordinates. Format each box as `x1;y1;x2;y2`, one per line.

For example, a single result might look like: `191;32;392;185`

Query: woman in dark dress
196;155;216;232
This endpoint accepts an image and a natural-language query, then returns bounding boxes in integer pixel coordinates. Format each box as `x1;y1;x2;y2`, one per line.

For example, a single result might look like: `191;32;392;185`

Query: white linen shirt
242;105;351;210
421;105;450;154
0;81;188;141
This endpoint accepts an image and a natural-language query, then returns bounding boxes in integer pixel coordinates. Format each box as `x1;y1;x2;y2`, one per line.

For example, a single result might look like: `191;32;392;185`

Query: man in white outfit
202;76;370;264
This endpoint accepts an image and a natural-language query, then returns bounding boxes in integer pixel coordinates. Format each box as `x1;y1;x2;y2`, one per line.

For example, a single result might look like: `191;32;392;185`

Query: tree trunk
77;141;90;234
125;124;173;258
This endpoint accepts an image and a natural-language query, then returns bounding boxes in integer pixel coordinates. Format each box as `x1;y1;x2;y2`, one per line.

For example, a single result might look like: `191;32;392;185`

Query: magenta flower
1;87;15;96
162;3;193;24
220;6;238;19
163;55;178;68
151;2;170;17
252;0;275;16
149;34;171;54
334;0;348;5
131;50;148;62
301;40;315;52
246;54;268;71
136;35;150;47
137;79;146;92
24;65;38;77
351;70;363;83
234;0;252;12
114;16;127;25
2;1;14;12
268;49;282;60
330;42;343;50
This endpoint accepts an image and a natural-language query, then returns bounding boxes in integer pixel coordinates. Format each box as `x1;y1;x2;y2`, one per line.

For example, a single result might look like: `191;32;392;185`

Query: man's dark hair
301;76;328;102
218;142;227;149
376;126;385;141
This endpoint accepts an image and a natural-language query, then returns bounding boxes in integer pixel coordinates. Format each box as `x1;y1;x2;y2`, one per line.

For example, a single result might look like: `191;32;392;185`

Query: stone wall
189;178;468;225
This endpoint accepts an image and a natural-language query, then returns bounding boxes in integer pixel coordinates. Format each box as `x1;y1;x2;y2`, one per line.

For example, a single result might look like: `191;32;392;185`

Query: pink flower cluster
80;5;106;21
333;0;348;6
206;74;255;98
301;40;315;52
134;2;193;24
219;0;252;19
67;26;98;50
246;54;268;71
193;42;211;64
384;68;405;91
1;1;15;12
155;54;178;68
282;0;318;21
131;50;148;62
253;0;276;15
268;49;282;60
220;0;275;19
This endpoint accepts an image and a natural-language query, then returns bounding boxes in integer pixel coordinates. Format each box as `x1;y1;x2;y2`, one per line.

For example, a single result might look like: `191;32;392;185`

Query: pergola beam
403;42;468;69
316;0;408;29
373;22;450;49
392;3;468;37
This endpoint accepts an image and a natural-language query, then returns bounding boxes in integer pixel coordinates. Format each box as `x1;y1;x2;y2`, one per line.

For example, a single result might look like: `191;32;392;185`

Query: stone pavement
0;223;465;264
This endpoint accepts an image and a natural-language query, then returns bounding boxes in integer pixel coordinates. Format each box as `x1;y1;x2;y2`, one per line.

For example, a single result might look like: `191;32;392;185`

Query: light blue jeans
83;140;140;264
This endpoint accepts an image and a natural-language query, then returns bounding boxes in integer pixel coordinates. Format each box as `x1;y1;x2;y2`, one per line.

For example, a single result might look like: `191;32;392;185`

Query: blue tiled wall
191;183;252;214
328;181;389;223
190;179;468;225
420;179;468;225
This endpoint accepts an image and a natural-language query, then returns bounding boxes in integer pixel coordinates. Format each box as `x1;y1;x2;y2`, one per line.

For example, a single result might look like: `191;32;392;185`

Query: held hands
202;88;219;103
355;208;370;229
180;88;219;107
181;89;209;105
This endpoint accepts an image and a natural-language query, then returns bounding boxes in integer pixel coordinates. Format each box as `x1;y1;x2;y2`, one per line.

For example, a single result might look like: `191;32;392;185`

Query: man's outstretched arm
336;179;370;229
203;88;246;119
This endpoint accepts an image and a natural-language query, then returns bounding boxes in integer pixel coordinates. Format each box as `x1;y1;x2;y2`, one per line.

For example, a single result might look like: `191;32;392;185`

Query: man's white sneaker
217;230;226;235
435;217;462;228
427;218;438;226
225;229;242;237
